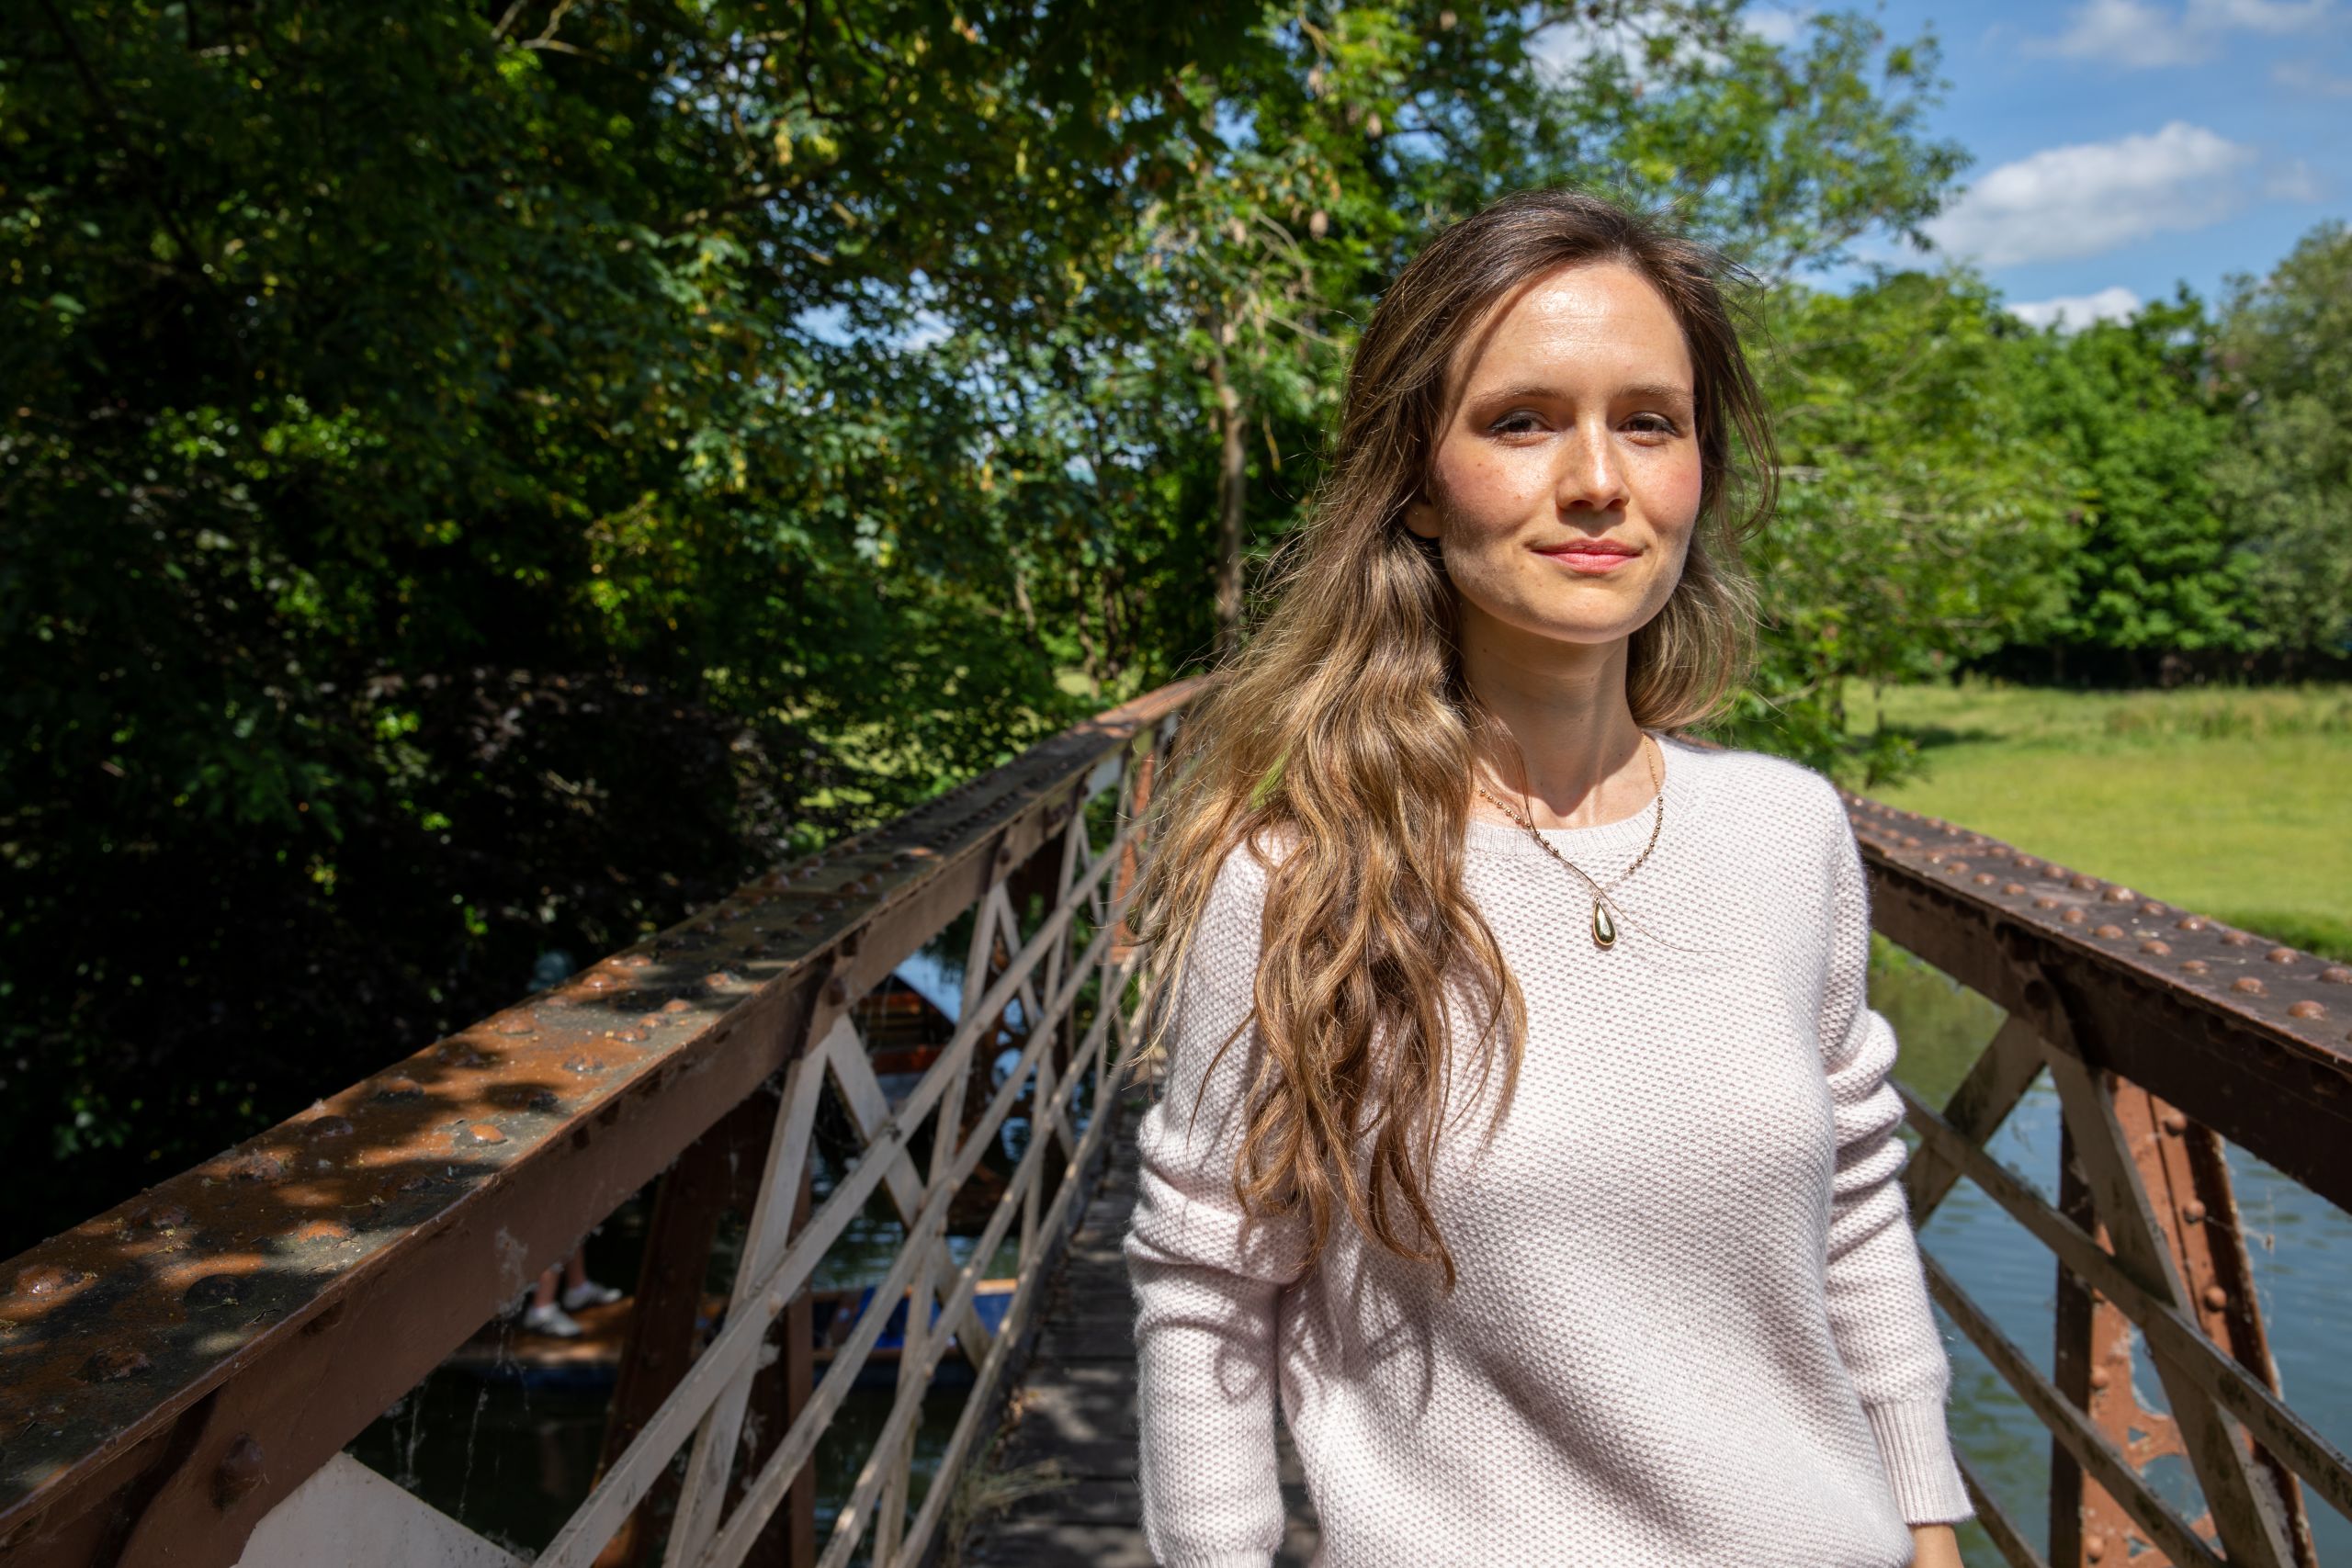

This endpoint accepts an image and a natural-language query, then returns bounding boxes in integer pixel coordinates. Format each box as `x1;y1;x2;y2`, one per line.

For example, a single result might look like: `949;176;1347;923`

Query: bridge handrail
0;679;1202;1566
1849;792;2351;1568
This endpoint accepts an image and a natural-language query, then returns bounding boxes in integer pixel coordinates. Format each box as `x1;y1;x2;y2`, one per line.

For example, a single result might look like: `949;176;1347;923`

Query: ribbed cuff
1863;1398;1975;1526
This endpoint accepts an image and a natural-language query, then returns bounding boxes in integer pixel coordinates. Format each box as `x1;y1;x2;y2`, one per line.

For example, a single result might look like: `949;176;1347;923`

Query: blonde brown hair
1131;188;1776;1289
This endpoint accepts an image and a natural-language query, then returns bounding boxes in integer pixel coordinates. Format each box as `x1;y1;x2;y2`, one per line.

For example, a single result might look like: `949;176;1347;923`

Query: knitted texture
1125;736;1974;1567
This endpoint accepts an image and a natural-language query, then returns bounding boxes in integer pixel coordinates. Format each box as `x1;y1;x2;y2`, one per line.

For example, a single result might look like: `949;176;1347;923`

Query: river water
351;940;2349;1565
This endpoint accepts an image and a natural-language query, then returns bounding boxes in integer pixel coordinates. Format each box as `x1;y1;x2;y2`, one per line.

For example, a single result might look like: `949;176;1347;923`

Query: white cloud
2264;159;2327;200
2274;59;2352;94
2027;0;2332;67
2190;0;2333;32
2031;0;2206;64
1746;6;1812;47
1527;17;1659;84
1924;121;2258;266
2007;286;2143;329
1528;6;1811;87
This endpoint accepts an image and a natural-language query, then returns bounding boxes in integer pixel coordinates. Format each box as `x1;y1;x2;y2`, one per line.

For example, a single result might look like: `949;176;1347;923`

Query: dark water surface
352;942;2350;1565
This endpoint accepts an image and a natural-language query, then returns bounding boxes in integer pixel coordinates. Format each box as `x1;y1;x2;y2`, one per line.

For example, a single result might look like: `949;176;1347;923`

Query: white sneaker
522;1302;584;1338
561;1280;625;1312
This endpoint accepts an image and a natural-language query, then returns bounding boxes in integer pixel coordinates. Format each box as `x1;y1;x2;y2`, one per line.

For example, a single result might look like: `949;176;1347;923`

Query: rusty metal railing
5;682;2350;1568
0;681;1201;1568
1850;795;2352;1568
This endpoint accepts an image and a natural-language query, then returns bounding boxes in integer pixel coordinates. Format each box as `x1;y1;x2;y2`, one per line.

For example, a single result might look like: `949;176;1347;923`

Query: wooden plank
959;1116;1319;1562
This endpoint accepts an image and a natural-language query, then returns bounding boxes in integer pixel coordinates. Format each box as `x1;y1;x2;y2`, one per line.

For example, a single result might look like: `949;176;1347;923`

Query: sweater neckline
1462;730;1690;860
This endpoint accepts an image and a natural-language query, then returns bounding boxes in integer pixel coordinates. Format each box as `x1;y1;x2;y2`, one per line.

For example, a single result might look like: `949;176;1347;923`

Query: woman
1122;188;1973;1567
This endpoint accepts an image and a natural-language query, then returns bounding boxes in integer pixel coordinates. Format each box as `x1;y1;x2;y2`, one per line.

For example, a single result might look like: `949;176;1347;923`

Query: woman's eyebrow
1619;381;1695;410
1469;380;1695;410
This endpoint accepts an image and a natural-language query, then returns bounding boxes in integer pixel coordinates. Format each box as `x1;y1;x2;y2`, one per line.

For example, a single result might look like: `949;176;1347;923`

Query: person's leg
560;1242;625;1312
524;1262;583;1337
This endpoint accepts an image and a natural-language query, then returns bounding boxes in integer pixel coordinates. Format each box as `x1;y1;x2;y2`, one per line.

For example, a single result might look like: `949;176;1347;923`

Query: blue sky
1826;0;2351;322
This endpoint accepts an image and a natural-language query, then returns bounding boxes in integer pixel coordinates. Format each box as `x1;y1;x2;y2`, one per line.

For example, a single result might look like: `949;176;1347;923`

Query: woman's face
1404;261;1703;661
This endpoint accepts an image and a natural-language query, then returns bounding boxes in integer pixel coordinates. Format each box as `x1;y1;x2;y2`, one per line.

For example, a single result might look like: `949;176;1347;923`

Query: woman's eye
1626;413;1680;437
1488;410;1544;434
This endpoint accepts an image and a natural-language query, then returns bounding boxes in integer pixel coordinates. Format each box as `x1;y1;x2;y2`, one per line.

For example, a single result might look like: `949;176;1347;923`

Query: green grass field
1854;681;2352;962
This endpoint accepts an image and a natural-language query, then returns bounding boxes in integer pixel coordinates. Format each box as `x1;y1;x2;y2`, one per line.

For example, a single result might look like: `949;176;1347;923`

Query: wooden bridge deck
961;1087;1318;1566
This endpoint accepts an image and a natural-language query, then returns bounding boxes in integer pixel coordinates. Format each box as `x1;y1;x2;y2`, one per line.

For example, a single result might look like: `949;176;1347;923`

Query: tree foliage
18;0;2333;1247
2022;292;2246;678
2211;221;2352;667
1743;270;2078;774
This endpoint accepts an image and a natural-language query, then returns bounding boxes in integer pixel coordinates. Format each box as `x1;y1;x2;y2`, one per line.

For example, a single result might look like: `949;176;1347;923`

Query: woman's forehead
1448;262;1693;398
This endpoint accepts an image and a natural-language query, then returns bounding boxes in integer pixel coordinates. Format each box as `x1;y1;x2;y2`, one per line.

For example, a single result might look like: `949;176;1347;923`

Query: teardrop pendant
1592;898;1617;950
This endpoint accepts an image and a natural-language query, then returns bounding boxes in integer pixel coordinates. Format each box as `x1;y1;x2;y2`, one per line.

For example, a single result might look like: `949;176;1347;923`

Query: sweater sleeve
1815;792;1977;1529
1124;838;1307;1568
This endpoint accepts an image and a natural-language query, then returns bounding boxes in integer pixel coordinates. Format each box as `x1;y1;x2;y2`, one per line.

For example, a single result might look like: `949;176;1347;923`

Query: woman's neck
1459;622;1653;830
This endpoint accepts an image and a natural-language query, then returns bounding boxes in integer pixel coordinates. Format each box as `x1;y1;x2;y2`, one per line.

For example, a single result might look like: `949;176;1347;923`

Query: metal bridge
3;682;2348;1568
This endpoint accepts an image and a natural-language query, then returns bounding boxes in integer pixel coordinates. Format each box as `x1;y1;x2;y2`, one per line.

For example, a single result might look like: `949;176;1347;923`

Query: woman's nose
1555;422;1628;513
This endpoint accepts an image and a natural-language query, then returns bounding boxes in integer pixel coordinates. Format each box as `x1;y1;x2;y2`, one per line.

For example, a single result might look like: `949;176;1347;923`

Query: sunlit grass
1856;680;2352;960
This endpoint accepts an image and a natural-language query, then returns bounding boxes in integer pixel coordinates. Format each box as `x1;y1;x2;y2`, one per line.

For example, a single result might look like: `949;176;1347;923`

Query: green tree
1747;269;2079;775
2211;220;2352;667
1004;0;1973;666
0;0;1257;1245
1;0;1982;1247
2018;292;2252;681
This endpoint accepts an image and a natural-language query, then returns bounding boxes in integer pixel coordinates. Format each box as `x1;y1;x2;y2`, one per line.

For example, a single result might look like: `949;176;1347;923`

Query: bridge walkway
962;1085;1318;1566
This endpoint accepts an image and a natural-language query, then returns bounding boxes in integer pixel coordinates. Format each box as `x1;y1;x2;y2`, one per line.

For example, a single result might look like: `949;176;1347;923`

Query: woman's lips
1532;541;1641;575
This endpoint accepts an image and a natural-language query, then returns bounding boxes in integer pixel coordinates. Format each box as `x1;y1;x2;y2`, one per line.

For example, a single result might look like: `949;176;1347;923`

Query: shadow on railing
0;680;1202;1568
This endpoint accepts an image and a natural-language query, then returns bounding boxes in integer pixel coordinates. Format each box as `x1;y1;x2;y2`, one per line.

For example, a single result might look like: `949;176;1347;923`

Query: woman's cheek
1645;452;1705;536
1438;453;1524;541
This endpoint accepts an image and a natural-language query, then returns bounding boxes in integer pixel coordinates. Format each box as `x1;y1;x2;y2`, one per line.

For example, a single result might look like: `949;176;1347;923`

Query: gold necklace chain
1474;734;1663;950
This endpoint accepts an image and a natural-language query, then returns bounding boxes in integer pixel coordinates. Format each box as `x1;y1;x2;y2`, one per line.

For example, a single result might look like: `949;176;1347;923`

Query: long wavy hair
1129;188;1778;1290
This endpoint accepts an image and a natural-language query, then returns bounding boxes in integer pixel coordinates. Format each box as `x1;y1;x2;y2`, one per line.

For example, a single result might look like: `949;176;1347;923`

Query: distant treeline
1757;231;2352;780
2;0;2346;1250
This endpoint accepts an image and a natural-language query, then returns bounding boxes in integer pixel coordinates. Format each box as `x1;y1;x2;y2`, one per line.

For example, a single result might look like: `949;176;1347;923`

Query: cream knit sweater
1124;736;1974;1567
